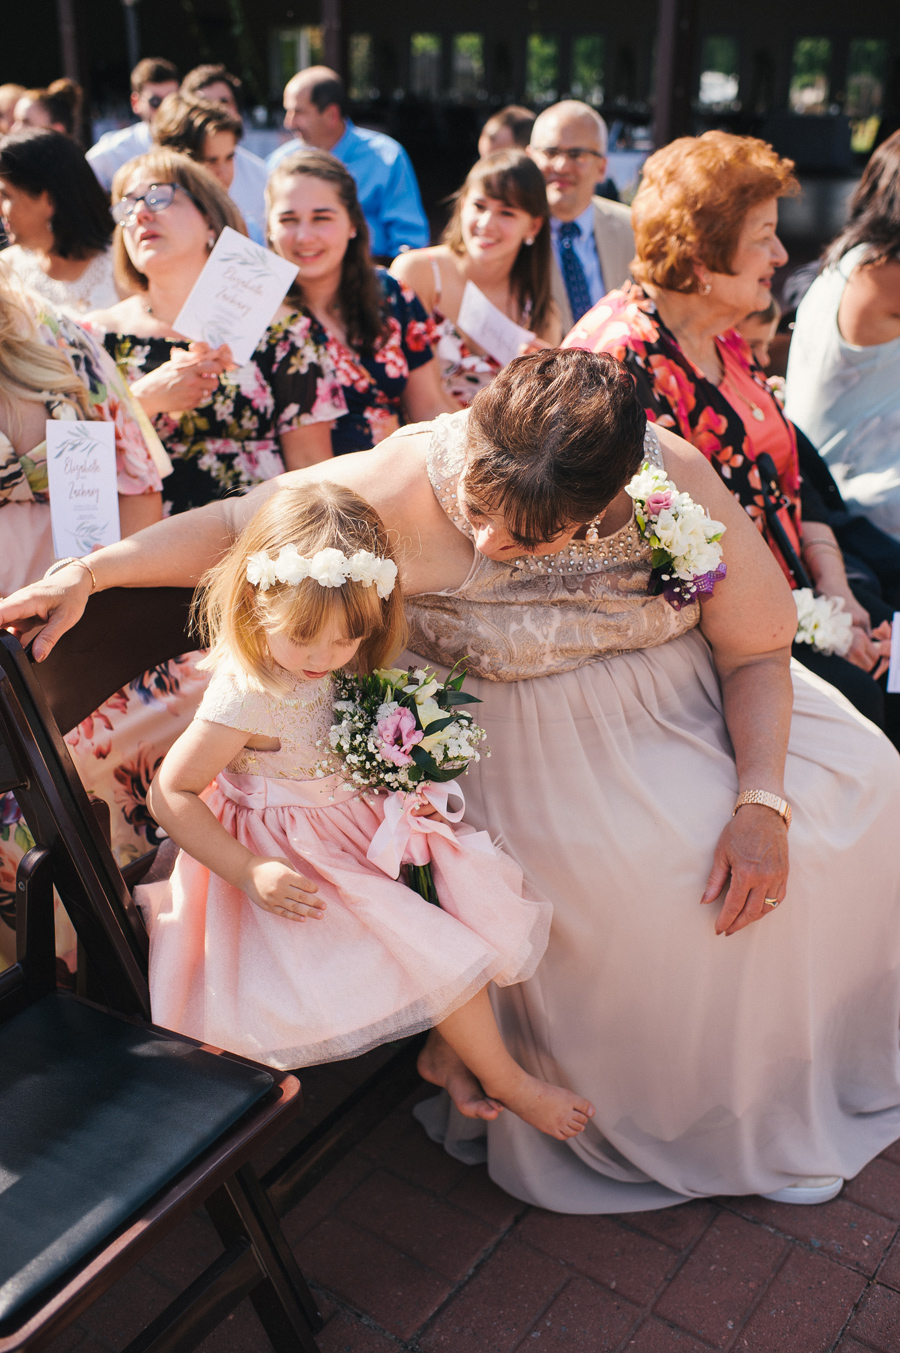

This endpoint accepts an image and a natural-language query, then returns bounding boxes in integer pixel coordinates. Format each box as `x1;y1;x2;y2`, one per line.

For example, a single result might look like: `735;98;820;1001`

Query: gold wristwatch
733;790;791;828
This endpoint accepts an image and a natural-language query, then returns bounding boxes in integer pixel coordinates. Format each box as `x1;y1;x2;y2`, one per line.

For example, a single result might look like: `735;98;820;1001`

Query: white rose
375;667;409;687
346;550;378;584
372;557;398;600
246;551;278;590
407;680;440;705
273;544;312;586
309;548;350;588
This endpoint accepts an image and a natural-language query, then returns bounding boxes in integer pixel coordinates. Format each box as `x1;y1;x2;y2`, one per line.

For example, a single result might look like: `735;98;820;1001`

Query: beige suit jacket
551;196;635;337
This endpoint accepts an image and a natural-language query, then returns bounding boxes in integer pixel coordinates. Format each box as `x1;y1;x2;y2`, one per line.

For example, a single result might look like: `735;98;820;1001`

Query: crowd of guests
3;47;900;1219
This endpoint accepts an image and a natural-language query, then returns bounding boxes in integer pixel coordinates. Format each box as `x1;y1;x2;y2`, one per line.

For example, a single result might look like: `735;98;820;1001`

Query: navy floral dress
302;270;435;455
103;313;346;513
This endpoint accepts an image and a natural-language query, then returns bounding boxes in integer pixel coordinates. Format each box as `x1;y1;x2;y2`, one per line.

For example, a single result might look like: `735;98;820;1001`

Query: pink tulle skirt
139;773;551;1069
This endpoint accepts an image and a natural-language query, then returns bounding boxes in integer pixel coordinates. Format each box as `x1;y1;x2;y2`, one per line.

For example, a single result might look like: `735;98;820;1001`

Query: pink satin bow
366;783;467;879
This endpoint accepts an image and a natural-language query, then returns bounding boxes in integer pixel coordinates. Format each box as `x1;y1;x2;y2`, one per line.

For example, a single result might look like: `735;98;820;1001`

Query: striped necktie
558;220;593;324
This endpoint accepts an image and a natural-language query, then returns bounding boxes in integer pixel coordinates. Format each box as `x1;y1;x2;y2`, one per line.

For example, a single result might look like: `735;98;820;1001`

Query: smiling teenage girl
391;150;561;406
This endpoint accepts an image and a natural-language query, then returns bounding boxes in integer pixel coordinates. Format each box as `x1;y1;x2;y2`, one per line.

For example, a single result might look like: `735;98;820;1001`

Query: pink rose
376;708;423;766
646;488;674;515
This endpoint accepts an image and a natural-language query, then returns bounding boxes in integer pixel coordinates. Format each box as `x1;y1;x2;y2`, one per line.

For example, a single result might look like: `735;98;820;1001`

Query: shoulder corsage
626;460;727;610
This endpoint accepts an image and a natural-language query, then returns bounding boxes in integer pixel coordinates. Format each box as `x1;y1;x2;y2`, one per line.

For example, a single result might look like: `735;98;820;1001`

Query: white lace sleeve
196;667;278;736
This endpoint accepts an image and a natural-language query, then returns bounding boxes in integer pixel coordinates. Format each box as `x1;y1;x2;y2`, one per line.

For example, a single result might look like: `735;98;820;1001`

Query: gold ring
764;897;779;907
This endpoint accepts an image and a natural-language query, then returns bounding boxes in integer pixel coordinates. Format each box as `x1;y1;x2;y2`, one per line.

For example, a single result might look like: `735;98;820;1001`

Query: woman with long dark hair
391;150;560;405
785;130;900;539
266;149;455;454
0;128;119;317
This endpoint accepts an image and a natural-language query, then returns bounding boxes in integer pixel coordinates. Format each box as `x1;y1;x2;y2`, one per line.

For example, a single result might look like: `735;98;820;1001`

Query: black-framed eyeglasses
531;146;605;165
112;182;202;225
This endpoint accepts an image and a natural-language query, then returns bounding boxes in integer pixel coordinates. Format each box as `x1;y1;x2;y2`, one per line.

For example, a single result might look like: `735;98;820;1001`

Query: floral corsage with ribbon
625;460;727;609
318;664;488;904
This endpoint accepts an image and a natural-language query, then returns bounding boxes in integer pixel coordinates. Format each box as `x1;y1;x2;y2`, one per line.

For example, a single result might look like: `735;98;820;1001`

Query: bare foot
418;1029;504;1121
487;1072;595;1141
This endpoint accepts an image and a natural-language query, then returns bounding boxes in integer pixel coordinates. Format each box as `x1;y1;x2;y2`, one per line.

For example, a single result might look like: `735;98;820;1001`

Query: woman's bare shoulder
282;429;437;524
86;295;143;332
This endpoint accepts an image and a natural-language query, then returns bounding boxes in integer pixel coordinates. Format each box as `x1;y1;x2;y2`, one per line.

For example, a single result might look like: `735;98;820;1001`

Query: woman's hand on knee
701;805;789;936
241;855;325;922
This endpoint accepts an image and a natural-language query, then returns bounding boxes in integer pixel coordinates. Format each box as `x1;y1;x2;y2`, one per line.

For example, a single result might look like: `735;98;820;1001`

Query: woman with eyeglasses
88;147;346;515
390;150;561;407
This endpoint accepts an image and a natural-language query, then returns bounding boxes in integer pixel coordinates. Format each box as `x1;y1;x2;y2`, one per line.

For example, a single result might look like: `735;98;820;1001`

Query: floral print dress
302;270;435;455
103;312;346;513
0;306;166;966
564;282;803;576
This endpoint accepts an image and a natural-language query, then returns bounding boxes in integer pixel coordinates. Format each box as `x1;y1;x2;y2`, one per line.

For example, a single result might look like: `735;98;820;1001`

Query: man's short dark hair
182;63;242;109
131;58;179;94
483;105;536;148
307;74;347;118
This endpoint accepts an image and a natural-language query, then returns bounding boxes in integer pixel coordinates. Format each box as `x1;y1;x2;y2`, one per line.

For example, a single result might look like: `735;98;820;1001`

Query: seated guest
391;149;560;405
90;148;346;511
566;131;892;728
179;64;269;245
785;131;900;540
0;84;25;136
0;129;120;317
86;58;180;190
12;79;81;139
268;67;429;259
528;100;634;330
478;105;536;159
151;93;253;232
266;149;454;453
0;267;166;969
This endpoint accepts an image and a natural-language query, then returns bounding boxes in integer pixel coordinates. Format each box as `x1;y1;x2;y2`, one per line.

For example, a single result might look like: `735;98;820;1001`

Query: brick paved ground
47;1052;900;1353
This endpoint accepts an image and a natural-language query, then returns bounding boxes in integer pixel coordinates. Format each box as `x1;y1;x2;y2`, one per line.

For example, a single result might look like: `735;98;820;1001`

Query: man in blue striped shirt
267;67;429;260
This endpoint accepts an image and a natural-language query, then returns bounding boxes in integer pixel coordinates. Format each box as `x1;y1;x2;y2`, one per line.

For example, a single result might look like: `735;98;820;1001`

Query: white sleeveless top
1;246;119;319
784;243;900;537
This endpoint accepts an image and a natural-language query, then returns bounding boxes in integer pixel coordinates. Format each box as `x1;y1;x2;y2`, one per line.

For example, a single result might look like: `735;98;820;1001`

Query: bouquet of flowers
626;460;727;609
321;663;487;902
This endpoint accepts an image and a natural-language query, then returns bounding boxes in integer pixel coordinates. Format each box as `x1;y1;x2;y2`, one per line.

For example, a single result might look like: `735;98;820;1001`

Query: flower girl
141;481;595;1140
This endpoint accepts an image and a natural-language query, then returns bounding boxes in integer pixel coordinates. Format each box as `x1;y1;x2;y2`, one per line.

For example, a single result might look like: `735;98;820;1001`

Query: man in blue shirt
267;67;429;259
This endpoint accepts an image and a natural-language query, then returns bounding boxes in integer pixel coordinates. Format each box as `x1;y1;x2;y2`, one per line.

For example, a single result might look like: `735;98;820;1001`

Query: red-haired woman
566;131;892;729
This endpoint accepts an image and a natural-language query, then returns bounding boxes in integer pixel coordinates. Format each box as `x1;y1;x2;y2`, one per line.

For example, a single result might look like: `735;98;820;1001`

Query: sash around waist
214;770;360;811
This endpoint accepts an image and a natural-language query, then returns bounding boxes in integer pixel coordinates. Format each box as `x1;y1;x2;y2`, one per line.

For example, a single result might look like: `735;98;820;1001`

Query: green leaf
444;691;481;706
419;715;456;736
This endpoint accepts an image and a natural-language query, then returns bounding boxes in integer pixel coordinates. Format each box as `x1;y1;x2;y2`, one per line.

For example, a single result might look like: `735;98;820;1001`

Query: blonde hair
196;482;407;694
0;264;92;420
111;147;247;293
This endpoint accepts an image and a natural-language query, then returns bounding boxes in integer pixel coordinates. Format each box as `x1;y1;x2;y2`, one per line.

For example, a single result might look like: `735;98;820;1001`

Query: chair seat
0;994;273;1324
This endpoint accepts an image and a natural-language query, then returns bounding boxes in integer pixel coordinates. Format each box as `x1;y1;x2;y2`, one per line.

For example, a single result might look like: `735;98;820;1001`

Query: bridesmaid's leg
434;988;596;1141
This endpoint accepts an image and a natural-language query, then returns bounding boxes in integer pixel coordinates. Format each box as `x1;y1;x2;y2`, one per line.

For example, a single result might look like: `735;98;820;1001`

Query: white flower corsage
793;589;853;656
625;460;727;609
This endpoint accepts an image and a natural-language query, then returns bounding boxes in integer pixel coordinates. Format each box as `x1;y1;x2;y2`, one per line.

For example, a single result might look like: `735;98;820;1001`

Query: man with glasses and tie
528;101;634;334
86;59;180;192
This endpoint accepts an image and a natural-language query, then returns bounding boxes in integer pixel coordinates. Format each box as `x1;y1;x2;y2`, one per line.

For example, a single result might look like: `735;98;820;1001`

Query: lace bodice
197;665;338;782
404;411;701;682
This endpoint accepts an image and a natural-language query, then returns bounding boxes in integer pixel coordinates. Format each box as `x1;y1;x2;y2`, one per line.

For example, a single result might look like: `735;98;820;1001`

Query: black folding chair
0;622;323;1352
0;588;424;1343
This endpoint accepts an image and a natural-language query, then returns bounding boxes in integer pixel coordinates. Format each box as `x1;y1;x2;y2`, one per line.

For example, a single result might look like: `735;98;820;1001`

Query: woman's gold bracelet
44;557;97;592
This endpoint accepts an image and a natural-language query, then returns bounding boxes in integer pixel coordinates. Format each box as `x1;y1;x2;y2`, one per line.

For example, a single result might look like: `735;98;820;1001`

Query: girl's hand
131;342;234;415
241;855;325;922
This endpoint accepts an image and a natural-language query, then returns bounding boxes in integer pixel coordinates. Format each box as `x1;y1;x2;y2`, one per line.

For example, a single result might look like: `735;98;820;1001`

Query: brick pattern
42;1074;900;1353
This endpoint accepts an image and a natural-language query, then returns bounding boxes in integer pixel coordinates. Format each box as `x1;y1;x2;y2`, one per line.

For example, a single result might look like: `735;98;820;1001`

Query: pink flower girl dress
139;663;551;1070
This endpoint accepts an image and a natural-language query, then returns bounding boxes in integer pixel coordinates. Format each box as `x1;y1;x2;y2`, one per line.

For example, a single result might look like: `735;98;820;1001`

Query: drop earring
585;511;605;544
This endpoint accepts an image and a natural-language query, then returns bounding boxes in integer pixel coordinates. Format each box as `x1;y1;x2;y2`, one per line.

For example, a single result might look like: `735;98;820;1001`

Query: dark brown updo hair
464;348;647;548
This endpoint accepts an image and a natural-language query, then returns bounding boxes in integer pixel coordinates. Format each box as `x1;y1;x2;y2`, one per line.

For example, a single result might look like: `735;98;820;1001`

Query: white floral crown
246;546;398;600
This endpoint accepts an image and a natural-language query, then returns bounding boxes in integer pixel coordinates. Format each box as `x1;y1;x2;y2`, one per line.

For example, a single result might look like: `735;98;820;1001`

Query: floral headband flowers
246;546;398;599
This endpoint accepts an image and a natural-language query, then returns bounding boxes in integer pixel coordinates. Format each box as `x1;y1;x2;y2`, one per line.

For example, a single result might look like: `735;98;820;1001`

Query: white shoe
761;1176;844;1205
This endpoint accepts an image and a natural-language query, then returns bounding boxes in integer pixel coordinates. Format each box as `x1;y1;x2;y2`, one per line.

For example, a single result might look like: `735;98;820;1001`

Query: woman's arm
657;426;797;936
279;422;334;469
148;717;323;921
800;521;888;675
401;357;458;421
118;491;163;537
128;343;234;417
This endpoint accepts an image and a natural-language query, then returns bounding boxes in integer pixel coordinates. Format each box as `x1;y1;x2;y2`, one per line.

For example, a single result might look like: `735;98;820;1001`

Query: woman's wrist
44;557;98;594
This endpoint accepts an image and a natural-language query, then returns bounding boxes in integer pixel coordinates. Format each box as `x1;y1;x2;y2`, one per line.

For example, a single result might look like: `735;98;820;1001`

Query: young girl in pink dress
142;481;595;1141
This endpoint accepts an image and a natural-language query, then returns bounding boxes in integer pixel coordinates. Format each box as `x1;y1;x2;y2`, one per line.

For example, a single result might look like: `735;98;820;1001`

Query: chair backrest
0;588;200;1018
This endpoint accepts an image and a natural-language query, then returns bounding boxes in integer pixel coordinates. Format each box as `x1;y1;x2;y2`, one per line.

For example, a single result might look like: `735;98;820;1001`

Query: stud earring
700;278;712;295
524;236;534;246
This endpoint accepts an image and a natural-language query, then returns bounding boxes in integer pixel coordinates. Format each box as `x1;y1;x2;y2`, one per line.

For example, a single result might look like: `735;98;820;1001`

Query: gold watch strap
733;790;791;828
